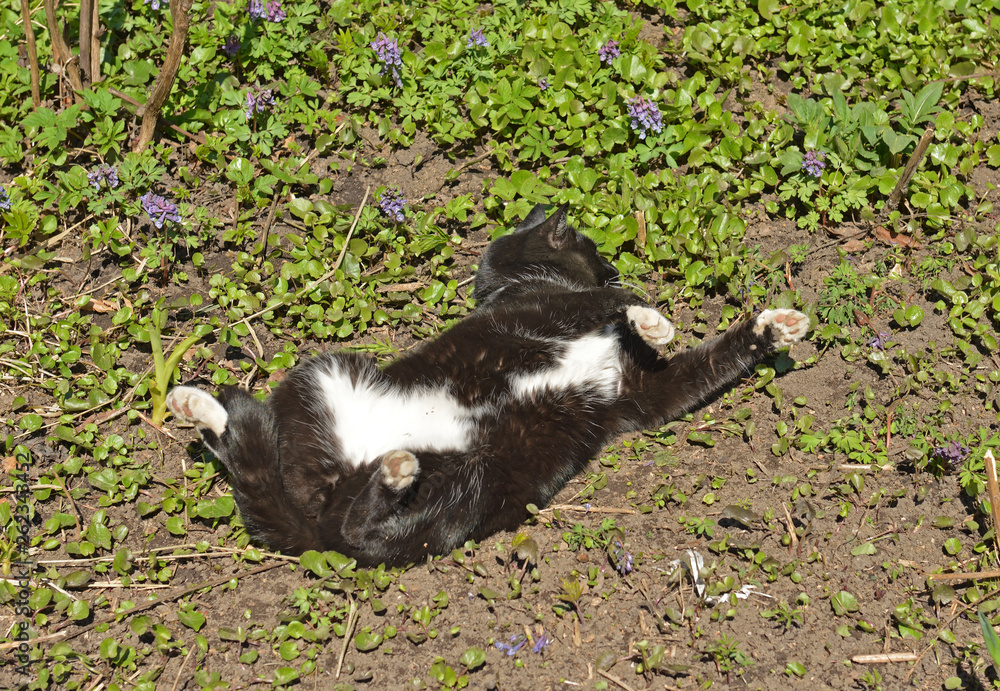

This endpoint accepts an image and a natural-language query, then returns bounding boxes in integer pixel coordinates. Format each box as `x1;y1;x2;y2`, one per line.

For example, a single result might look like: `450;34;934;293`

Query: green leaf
88;468;118;492
831;590;859;615
979;610;1000;667
759;165;777;186
850;543;876;556
68;600;90;621
478;587;500;604
272;667;299;685
299;550;332;578
354;628;383;652
64;570;93;588
460;646;486;671
905;82;944;125
112;548;132;575
987;144;1000;168
278;640;300;660
621;55;648;82
324;550;356;574
20;414;43;433
494;78;512;104
178;607;206;631
225;157;254;186
892;305;924;328
195;496;235;519
165;516;186;536
758;0;780;21
785;661;806;677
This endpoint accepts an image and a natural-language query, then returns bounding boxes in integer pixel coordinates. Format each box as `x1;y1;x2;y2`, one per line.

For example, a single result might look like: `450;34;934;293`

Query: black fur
169;205;807;566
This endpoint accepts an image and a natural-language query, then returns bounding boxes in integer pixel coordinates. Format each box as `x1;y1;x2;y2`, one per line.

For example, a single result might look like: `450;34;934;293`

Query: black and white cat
167;205;809;567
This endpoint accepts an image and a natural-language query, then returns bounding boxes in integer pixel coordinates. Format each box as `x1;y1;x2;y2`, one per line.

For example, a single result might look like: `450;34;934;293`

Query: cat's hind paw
381;450;419;491
626;305;675;346
166;386;228;437
754;309;810;347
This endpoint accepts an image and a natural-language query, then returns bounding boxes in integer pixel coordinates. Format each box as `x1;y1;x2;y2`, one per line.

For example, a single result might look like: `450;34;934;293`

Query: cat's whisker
617;280;652;301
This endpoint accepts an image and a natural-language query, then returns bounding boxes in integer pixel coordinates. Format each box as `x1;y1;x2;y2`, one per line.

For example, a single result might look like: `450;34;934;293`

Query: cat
166;204;809;567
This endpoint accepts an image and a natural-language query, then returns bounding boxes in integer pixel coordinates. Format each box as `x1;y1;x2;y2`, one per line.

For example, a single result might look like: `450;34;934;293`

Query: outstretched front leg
626;305;675;346
618;308;810;430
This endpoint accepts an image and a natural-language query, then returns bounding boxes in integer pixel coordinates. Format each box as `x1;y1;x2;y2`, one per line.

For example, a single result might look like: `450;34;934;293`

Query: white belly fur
317;331;622;467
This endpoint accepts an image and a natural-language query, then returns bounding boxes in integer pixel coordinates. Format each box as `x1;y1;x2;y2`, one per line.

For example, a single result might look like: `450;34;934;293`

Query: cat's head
473;204;619;303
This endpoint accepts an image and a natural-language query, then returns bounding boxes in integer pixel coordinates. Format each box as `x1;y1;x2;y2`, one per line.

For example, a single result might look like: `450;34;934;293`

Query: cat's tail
167;385;319;554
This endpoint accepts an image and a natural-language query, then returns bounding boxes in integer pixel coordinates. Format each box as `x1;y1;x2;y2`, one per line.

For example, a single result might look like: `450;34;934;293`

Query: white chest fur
316;331;623;467
314;361;479;468
510;330;623;400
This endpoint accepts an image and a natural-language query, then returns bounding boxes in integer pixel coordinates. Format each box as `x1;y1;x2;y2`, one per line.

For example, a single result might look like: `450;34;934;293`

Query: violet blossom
627;96;663;140
932;441;970;469
87;164;119;190
802;149;826;178
494;634;527;657
598;39;620;64
140;192;181;229
245;87;275;119
467;28;489;49
378;187;406;222
371;33;403;88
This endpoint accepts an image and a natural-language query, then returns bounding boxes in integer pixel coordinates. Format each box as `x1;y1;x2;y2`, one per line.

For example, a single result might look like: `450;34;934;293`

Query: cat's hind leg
340;450;424;559
168;385;321;555
381;450;419;491
167;386;228;438
626;305;675;346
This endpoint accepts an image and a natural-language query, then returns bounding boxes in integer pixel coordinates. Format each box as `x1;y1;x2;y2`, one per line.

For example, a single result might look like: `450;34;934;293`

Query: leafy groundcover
3;0;1000;688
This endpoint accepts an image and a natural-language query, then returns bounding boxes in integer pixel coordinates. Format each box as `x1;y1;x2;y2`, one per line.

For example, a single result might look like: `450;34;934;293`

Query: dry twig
19;0;40;105
878;126;935;223
134;0;194;151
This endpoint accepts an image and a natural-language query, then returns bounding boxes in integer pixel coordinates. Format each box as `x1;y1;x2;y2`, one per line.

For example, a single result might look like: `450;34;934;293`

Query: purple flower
538;77;550;91
802;149;826;178
0;185;10;211
494;634;527;657
223;35;241;57
531;633;552;654
140;192;181;229
144;0;162;9
378;187;406;222
247;0;265;20
266;0;285;22
867;332;890;350
609;539;633;575
370;32;403;88
626;96;663;140
932;441;969;469
245;88;275;119
87;164;119;190
598;39;620;65
467;28;489;49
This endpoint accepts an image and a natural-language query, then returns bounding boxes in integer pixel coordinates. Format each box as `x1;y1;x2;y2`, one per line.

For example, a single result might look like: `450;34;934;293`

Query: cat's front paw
626;305;675;346
754;309;810;347
166;386;228;437
381;450;419;491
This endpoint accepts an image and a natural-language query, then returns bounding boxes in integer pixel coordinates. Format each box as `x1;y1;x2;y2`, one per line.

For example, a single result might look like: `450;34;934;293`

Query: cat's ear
542;205;572;250
517;203;549;232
